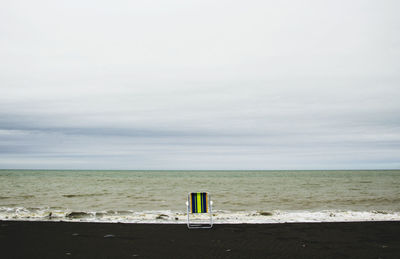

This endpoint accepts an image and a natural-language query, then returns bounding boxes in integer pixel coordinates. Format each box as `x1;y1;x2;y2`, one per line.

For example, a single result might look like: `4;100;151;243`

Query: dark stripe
200;193;203;213
191;193;196;213
202;193;207;213
200;193;204;213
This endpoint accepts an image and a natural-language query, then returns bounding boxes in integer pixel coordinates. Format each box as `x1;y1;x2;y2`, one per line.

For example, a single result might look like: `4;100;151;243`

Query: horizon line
1;168;399;171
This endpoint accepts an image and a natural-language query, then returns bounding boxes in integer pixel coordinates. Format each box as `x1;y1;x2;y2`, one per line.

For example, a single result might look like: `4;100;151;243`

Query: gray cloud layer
1;0;399;169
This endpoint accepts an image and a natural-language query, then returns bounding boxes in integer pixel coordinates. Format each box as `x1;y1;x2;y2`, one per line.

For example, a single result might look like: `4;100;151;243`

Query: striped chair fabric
189;192;208;213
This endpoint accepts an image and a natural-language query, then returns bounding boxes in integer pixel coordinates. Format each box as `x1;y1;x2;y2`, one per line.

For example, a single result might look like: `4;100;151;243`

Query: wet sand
1;221;400;258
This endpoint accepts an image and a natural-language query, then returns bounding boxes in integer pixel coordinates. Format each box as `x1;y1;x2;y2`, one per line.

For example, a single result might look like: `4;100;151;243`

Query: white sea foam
1;207;400;223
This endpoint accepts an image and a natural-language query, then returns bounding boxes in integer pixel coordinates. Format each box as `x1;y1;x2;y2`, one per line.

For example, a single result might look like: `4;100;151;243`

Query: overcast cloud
1;0;399;169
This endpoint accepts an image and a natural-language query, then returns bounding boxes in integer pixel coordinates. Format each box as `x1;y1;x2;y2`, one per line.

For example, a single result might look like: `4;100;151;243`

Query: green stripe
197;193;201;213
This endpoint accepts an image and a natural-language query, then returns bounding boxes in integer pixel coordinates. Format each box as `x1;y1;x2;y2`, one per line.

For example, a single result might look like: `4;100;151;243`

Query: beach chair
186;192;213;229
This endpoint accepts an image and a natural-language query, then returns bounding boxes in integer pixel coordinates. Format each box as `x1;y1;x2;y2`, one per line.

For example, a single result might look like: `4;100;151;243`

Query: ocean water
0;170;400;223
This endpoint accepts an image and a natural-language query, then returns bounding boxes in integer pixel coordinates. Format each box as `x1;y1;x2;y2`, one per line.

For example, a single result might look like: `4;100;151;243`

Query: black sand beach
1;221;400;258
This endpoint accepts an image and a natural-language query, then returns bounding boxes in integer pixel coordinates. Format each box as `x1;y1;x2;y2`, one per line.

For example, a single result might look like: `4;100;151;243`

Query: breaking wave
0;207;400;223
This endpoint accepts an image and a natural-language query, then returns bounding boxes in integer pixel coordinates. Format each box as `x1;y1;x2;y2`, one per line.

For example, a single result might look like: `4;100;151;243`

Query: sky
0;0;399;170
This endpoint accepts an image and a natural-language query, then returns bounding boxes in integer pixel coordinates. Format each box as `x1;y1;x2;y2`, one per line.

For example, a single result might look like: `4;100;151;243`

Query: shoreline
2;208;399;223
2;220;400;258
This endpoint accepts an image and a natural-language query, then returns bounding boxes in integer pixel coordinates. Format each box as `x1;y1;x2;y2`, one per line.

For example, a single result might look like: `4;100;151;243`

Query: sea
1;170;399;223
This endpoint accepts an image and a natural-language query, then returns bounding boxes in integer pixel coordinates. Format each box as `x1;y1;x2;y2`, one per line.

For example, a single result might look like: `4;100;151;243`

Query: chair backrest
188;192;209;213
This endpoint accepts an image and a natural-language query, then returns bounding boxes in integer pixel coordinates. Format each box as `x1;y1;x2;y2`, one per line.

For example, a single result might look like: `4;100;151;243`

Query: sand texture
1;221;400;258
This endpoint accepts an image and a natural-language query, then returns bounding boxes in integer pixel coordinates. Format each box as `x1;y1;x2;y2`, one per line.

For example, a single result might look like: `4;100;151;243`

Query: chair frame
186;192;213;229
